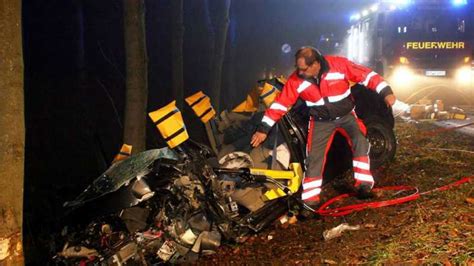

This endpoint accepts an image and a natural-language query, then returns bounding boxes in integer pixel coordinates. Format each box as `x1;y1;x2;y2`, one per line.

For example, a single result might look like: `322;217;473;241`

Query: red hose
316;176;473;217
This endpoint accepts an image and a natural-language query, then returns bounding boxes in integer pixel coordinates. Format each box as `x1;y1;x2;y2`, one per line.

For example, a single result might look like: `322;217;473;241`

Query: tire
363;116;396;169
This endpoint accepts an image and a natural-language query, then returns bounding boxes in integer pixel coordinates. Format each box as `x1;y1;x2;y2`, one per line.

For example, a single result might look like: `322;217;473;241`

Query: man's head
295;46;322;79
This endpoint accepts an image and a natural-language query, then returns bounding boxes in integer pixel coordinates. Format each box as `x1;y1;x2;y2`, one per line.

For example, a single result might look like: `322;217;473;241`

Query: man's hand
251;131;268;147
384;94;396;107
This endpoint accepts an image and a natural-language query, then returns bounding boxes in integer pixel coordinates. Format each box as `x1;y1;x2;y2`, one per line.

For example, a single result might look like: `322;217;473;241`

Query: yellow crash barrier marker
233;77;285;112
249;163;303;201
276;75;287;85
112;144;132;164
148;101;189;148
232;87;259;113
185;91;216;123
259;82;280;108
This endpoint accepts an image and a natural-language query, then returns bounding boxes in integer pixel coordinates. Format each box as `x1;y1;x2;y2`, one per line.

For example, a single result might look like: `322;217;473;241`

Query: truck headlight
455;66;472;85
392;66;414;84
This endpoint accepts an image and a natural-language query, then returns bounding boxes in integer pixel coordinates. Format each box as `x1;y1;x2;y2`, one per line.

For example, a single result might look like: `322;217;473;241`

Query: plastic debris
288;215;298;225
278;213;298;229
157;240;177;262
364;223;376;228
323;259;338;264
279;214;289;224
0;237;10;260
57;244;99;258
323;223;361;240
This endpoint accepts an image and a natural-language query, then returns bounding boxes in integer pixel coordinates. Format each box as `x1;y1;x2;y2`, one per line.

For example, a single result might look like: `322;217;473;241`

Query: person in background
250;46;396;208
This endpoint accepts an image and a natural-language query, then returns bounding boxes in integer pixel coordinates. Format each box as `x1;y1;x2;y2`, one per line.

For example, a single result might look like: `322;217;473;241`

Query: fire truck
346;0;474;104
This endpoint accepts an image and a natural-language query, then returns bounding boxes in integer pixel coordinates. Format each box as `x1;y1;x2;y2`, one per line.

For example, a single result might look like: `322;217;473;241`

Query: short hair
295;46;322;66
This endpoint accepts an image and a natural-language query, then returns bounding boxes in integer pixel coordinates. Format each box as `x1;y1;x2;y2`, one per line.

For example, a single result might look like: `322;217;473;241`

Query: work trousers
301;112;374;203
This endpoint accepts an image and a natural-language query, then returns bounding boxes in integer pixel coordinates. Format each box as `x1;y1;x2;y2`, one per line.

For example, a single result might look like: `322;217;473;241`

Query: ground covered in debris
199;121;474;264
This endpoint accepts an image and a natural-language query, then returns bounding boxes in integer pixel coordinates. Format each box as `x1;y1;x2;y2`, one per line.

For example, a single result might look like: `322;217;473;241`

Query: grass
366;185;473;264
351;122;474;265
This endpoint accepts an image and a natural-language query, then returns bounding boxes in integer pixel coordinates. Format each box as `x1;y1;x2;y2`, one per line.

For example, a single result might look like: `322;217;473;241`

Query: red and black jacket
257;56;393;133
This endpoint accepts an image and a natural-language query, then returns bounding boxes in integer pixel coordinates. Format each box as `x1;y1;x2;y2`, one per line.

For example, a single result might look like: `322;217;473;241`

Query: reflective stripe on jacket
259;56;391;132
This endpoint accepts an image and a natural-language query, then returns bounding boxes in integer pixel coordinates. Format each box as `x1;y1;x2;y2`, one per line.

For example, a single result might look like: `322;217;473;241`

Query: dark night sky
22;0;375;262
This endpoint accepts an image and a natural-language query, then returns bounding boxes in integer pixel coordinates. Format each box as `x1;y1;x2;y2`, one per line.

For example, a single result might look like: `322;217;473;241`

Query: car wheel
363;116;396;169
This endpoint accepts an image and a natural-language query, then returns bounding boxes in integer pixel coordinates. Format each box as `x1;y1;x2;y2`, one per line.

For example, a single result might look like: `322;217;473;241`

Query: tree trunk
171;0;184;109
203;0;215;93
209;0;231;112
123;0;148;152
0;0;25;263
224;12;237;109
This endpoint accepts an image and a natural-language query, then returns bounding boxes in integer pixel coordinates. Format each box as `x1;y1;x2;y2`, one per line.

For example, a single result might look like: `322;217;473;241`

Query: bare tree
0;0;25;263
209;0;231;112
123;0;148;152
171;0;184;109
203;0;215;87
171;0;184;110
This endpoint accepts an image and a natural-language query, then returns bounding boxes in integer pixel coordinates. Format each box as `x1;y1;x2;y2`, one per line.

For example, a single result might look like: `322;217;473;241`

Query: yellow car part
148;101;189;148
249;163;303;201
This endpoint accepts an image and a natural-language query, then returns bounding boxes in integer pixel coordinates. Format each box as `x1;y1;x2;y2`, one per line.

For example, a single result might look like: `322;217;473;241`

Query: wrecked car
53;78;396;264
54;100;304;264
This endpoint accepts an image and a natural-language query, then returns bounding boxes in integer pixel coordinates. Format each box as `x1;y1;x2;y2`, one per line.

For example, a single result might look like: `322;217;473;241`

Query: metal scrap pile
408;99;467;120
393;98;468;121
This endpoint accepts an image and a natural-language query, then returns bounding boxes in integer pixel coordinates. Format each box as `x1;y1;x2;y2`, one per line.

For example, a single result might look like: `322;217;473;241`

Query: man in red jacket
251;46;396;208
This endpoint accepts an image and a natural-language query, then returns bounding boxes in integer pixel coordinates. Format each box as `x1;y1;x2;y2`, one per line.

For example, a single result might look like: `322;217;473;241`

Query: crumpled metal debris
322;223;361;240
57;244;99;258
399;99;468;121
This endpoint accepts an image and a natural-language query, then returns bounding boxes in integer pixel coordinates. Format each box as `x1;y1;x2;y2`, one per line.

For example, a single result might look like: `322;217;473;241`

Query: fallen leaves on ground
198;121;474;264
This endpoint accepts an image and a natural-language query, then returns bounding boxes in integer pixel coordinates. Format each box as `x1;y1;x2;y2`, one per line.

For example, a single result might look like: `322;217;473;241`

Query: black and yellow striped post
232;86;259;113
148;101;189;148
185;91;216;123
259;82;281;108
275;75;287;85
112;144;132;164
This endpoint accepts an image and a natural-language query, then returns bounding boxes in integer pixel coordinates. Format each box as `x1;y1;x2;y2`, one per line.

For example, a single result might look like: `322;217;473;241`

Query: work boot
355;183;374;199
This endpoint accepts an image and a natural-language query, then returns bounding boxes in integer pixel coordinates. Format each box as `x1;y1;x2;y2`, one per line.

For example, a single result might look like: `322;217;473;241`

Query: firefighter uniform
256;55;393;205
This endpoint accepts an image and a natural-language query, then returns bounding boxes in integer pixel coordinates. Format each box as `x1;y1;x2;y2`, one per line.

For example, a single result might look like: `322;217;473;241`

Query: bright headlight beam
452;0;468;6
370;4;379;12
455;66;472;85
350;13;361;21
396;0;412;5
391;66;415;86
